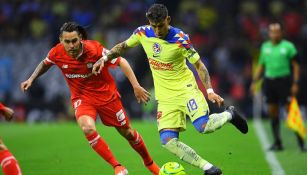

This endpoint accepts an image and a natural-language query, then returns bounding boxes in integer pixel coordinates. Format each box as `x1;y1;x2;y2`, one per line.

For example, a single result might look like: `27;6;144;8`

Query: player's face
268;24;282;43
60;31;82;58
149;16;171;39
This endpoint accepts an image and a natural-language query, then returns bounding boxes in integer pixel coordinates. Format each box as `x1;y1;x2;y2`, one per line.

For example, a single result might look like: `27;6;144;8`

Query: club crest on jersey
152;42;162;55
87;62;93;68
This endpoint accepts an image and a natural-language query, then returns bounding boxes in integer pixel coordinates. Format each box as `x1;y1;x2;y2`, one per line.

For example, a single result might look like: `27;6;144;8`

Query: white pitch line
253;93;285;175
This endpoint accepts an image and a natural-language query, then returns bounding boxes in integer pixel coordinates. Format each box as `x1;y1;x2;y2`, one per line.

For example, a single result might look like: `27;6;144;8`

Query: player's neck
159;26;171;40
72;43;84;59
271;39;282;45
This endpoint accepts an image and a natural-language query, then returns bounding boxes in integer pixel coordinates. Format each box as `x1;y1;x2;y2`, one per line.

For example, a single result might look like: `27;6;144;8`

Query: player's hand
2;106;14;121
208;92;224;107
133;85;151;103
20;79;33;92
92;58;105;75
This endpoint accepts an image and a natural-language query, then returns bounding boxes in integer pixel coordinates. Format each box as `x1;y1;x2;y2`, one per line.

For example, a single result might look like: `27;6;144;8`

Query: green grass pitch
0;120;306;175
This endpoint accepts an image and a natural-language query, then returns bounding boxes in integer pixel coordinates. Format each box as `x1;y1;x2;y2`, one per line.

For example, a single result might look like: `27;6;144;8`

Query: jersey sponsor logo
116;109;125;122
65;73;92;79
120;120;126;126
152;42;162;55
148;58;173;71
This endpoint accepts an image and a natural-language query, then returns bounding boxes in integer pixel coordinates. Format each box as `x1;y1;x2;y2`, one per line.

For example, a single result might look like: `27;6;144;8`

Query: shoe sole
231;110;248;134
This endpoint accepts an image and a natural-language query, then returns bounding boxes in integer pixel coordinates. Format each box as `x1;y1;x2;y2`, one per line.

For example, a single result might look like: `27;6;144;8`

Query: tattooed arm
193;59;224;106
20;61;52;92
193;59;212;90
106;41;129;61
92;41;130;75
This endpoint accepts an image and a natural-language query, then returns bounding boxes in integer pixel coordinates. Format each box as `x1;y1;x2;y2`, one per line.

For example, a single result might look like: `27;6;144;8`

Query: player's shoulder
133;25;155;38
48;43;64;58
82;40;103;48
82;40;104;54
260;40;272;48
165;26;192;49
281;39;295;47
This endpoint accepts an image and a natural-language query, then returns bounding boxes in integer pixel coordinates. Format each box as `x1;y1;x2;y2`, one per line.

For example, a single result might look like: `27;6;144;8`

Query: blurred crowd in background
0;0;307;123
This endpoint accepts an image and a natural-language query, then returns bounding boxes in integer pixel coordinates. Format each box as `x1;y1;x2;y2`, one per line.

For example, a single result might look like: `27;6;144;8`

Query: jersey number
187;99;198;112
74;100;82;109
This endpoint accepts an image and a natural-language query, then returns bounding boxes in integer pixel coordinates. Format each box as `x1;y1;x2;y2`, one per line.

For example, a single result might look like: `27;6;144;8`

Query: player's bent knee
82;126;96;135
192;114;209;133
160;130;179;145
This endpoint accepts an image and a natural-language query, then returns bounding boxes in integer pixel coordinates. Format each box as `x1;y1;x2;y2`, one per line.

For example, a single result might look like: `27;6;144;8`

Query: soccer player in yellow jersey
93;4;248;175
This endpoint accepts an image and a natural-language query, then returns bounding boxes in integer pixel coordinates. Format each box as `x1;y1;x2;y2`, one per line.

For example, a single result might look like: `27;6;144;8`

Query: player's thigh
73;101;98;133
73;99;97;121
157;103;186;132
185;89;209;123
97;98;130;128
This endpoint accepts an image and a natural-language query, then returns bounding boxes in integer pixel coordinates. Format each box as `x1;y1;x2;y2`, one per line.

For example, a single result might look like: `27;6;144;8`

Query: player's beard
68;47;81;58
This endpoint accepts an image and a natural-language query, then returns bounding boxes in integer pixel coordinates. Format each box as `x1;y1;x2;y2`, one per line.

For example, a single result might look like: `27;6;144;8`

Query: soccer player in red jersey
20;22;159;175
0;103;23;175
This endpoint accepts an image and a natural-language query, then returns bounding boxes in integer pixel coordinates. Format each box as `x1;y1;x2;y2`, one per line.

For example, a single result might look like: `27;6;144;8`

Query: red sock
129;130;153;166
86;132;120;168
0;150;22;175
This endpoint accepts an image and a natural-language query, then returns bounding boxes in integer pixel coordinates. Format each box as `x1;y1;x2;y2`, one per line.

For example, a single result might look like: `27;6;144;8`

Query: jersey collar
76;42;84;59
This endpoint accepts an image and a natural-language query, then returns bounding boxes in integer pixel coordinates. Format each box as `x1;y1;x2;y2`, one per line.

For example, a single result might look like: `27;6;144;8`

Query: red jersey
43;40;121;105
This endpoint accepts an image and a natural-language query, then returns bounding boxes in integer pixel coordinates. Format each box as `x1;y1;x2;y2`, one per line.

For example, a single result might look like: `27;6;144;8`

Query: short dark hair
60;22;88;40
146;4;168;23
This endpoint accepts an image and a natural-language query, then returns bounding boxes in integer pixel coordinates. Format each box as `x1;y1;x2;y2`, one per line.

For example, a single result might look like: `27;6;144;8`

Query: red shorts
73;98;130;128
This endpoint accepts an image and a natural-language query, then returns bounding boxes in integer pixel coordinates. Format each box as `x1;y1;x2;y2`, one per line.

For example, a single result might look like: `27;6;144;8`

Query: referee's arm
291;55;300;96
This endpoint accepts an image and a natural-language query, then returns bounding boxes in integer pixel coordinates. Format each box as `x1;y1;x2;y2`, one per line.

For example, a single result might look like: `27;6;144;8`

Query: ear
79;34;83;40
166;16;171;24
59;36;62;43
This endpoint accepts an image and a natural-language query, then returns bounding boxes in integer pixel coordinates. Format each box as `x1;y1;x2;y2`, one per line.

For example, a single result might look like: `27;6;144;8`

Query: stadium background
0;0;307;122
0;0;307;174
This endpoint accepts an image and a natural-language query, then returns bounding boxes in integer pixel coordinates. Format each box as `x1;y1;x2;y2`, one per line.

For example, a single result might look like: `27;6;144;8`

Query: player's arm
193;59;224;107
0;103;14;121
119;58;150;103
93;28;141;75
291;56;300;96
93;41;130;75
20;60;52;92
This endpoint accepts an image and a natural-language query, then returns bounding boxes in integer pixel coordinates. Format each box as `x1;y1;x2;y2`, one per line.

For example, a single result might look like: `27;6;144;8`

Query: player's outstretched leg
160;130;222;175
116;127;160;175
226;106;248;134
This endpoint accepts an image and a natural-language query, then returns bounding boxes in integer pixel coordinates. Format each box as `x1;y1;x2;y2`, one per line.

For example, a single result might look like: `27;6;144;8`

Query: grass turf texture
0;120;306;175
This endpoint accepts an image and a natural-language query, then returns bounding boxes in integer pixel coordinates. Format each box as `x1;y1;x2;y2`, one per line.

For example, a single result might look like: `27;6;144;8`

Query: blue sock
192;112;209;133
